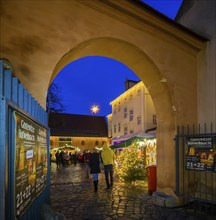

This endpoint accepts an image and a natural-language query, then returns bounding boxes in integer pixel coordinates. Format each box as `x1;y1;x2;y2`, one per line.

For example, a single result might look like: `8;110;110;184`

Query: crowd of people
53;151;81;167
51;142;116;192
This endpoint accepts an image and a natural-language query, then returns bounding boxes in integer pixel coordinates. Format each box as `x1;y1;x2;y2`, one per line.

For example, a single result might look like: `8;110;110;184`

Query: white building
108;79;156;145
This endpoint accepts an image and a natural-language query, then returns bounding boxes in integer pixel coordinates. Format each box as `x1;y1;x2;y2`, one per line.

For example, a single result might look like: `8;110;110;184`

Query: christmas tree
114;142;147;183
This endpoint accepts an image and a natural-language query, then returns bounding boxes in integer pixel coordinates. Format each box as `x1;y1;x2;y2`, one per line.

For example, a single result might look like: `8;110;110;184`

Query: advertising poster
35;127;48;196
185;136;216;172
145;139;157;166
14;111;47;217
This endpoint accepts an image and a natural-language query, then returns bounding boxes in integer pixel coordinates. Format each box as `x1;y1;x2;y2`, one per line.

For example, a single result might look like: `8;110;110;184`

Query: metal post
0;96;6;220
175;126;179;195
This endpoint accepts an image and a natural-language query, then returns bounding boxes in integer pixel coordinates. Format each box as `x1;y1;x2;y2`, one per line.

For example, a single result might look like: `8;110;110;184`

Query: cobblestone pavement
50;163;214;220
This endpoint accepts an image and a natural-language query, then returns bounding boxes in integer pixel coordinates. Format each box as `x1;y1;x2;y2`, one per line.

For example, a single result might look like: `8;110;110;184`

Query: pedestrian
89;148;101;192
55;151;61;167
84;150;91;178
72;152;77;166
59;150;65;166
101;142;116;190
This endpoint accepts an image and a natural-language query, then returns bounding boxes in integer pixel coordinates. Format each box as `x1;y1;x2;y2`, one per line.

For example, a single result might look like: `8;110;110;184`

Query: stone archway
51;37;176;192
0;0;207;194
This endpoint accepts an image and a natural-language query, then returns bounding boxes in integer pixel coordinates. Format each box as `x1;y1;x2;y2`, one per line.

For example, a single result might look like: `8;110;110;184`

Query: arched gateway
0;0;207;196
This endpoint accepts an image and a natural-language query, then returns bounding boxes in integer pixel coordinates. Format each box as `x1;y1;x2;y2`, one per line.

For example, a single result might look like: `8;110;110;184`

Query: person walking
84;150;91;178
55;151;61;168
89;148;101;192
101;142;115;190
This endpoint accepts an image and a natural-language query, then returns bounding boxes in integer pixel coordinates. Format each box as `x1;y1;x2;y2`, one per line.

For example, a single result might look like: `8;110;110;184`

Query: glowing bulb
90;105;100;114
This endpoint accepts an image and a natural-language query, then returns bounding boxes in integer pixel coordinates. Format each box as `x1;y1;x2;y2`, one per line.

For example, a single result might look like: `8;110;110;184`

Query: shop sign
14;111;47;217
185;136;216;172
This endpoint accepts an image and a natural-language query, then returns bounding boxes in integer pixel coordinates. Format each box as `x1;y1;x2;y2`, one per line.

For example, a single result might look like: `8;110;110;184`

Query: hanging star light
90;105;100;114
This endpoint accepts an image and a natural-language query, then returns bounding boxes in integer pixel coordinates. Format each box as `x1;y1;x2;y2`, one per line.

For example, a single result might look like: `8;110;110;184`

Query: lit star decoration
90;105;100;114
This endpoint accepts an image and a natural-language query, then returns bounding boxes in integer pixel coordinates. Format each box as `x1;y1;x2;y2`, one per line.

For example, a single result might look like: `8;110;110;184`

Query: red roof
49;112;108;137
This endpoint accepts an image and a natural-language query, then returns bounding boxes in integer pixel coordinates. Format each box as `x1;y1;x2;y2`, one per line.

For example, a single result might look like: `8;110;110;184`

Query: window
113;105;116;114
95;141;99;145
153;114;157;124
130;130;134;134
137;116;141;125
124;107;127;118
137;89;141;95
118;102;121;111
81;141;85;145
124;127;128;135
129;109;134;121
129;94;133;100
114;124;116;133
118;123;121;132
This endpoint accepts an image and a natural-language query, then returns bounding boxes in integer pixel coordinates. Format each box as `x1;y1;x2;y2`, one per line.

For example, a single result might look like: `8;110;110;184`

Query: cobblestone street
50;163;213;220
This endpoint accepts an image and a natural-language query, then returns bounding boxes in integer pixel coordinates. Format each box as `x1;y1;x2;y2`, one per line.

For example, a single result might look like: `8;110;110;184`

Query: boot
93;180;98;192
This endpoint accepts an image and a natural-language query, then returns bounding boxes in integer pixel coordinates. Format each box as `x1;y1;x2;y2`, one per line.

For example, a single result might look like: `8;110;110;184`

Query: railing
175;124;216;207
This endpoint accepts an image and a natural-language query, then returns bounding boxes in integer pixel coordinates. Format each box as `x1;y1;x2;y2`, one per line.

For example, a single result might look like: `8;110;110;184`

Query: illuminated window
118;102;121;111
58;137;72;147
124;107;127;118
114;124;116;133
129;109;134;121
124;126;128;135
113;105;116;114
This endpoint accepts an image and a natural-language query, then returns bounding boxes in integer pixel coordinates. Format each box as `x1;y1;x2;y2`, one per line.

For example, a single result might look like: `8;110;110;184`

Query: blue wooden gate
0;59;50;220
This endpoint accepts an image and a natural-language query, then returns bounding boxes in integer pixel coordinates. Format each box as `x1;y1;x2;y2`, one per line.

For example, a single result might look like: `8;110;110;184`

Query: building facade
108;80;156;144
49;113;109;152
50;136;108;152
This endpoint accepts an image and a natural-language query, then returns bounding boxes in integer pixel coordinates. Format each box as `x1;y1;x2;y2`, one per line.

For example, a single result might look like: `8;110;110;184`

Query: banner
185;136;216;172
14;111;47;216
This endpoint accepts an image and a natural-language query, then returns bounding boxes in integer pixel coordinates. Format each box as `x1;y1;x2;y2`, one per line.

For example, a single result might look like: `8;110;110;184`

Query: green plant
114;143;147;183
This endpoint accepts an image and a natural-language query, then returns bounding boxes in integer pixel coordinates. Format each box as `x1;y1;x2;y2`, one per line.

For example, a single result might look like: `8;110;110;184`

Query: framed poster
14;111;47;216
185;136;216;172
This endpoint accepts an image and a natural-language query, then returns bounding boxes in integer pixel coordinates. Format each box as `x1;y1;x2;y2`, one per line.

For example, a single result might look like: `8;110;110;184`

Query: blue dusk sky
52;0;183;116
